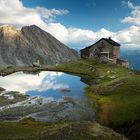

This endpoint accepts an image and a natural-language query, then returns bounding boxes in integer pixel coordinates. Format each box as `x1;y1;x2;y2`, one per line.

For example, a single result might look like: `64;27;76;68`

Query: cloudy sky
0;0;140;49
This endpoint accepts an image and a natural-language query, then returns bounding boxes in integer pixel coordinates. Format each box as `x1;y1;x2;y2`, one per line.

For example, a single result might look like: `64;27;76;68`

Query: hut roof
80;37;120;52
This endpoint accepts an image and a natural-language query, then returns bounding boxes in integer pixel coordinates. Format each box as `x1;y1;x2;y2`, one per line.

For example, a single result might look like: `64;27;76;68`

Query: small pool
0;71;94;122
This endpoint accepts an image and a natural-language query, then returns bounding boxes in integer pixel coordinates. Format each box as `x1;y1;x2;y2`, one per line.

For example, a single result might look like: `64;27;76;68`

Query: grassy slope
86;75;140;140
52;59;140;125
53;59;140;139
0;118;126;140
0;59;139;139
86;76;140;125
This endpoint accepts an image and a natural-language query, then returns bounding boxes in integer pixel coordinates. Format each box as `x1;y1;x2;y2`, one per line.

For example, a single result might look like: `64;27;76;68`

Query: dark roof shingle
80;38;120;51
103;38;120;46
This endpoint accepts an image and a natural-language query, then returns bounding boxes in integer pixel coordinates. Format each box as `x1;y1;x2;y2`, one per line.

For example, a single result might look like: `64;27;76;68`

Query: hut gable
103;37;120;46
80;37;120;61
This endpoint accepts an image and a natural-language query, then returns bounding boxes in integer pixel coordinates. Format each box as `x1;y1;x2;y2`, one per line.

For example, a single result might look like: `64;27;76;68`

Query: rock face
38;121;128;140
0;25;78;68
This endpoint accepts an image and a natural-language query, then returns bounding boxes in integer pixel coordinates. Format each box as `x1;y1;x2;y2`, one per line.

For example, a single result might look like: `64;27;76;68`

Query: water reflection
0;71;87;99
0;71;95;122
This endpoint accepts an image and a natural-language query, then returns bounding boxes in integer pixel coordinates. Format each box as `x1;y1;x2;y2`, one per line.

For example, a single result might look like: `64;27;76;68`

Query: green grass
51;59;140;126
0;118;69;140
51;59;131;81
52;59;140;139
86;75;140;127
0;118;126;140
51;59;97;77
0;59;139;140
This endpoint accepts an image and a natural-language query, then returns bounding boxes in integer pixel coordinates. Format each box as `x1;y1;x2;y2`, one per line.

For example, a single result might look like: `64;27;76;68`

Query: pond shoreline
0;64;91;77
0;60;139;140
0;70;95;123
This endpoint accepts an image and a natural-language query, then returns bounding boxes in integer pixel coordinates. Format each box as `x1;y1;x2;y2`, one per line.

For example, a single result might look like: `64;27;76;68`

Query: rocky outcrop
38;121;128;140
0;25;78;68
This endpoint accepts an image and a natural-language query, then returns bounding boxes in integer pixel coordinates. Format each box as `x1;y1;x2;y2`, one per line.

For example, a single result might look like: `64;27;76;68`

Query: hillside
55;60;140;140
0;119;127;140
0;59;139;139
0;25;78;68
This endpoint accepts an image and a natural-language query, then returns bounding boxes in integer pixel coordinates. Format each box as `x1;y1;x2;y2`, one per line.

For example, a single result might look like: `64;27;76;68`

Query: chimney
109;37;111;40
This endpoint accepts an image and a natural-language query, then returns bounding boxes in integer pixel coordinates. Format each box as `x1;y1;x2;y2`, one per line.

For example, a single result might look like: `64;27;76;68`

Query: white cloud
0;0;140;49
121;1;140;25
113;25;140;48
35;7;69;22
45;23;140;49
67;27;97;46
0;0;68;27
67;27;114;47
44;24;115;48
45;23;69;43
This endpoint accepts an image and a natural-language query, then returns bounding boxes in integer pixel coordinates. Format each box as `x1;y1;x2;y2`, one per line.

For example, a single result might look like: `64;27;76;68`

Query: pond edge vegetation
0;59;139;140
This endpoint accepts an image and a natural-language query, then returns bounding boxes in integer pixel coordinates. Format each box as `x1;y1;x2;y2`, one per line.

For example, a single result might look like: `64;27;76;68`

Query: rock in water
0;25;78;68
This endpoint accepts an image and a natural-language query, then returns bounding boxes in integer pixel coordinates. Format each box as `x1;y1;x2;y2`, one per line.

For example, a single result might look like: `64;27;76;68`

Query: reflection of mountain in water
0;96;95;122
0;71;95;122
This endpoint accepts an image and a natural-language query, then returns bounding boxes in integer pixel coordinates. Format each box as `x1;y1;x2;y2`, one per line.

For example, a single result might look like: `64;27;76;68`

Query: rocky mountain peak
21;25;41;32
0;25;18;32
0;25;78;68
0;25;20;38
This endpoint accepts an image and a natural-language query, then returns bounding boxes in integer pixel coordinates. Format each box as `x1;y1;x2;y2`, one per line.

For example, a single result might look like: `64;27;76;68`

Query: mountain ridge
0;25;78;68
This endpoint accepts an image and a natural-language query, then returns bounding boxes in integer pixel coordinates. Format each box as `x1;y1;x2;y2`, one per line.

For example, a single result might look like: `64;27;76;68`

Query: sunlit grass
86;75;140;127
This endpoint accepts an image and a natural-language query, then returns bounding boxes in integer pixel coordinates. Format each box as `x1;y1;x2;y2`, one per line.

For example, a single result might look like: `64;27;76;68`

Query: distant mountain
0;25;78;68
121;49;140;70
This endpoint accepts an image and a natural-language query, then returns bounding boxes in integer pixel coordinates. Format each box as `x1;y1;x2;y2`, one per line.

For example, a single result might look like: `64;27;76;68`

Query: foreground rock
0;118;128;140
0;96;94;122
38;121;128;140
